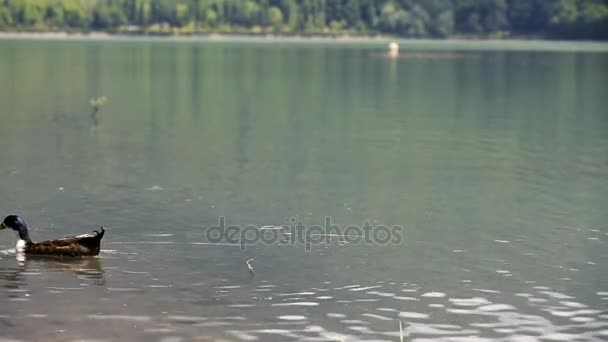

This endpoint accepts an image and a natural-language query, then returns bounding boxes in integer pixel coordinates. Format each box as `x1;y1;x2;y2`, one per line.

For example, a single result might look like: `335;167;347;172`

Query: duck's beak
0;222;6;230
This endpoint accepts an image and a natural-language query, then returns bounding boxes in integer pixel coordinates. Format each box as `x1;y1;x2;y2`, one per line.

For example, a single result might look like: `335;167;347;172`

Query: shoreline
0;31;388;42
1;31;607;52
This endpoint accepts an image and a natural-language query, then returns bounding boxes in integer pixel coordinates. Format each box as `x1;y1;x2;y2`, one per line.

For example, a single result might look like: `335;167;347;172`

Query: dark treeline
1;0;607;39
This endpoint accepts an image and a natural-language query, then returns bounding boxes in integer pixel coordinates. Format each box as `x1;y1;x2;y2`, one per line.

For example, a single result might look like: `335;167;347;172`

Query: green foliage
434;10;454;37
204;7;218;26
0;0;606;39
0;5;12;28
92;2;127;29
267;6;283;28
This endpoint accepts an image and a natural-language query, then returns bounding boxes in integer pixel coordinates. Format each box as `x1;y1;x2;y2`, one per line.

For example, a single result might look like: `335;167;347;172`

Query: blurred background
0;0;606;40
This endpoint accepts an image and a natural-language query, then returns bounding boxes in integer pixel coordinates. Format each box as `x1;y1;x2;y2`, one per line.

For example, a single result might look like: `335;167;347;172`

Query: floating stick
246;258;255;275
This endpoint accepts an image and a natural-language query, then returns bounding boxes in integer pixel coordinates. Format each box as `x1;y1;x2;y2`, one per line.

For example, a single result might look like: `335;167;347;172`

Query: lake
0;38;606;341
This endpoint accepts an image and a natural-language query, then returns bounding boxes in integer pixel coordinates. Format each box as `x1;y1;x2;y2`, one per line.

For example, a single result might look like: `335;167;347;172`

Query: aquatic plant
89;96;108;113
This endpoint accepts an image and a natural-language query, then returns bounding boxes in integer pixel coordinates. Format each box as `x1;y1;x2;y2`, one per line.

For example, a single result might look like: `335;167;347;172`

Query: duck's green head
0;215;27;231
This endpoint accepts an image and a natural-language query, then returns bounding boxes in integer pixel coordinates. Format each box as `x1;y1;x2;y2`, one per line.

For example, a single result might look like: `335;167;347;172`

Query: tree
151;0;174;24
507;0;551;34
136;0;151;26
62;0;89;28
409;4;430;36
8;0;48;27
174;2;189;26
343;0;361;27
359;0;378;28
92;3;127;29
0;4;12;28
23;0;47;26
434;10;454;37
279;0;298;29
454;0;510;34
576;0;608;39
547;0;579;37
204;7;218;26
267;6;283;28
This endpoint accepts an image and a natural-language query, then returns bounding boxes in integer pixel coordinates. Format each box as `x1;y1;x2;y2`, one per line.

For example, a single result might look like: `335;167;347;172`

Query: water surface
0;39;607;341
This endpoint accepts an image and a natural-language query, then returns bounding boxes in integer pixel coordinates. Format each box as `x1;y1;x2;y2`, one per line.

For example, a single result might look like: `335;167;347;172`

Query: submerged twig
399;320;404;342
246;258;255;275
89;96;108;126
89;96;108;113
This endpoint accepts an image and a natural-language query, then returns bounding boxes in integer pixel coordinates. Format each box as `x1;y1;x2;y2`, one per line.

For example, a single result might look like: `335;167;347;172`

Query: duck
0;215;105;257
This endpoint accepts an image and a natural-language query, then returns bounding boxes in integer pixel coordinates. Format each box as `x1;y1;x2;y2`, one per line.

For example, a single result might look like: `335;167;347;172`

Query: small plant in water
89;96;108;113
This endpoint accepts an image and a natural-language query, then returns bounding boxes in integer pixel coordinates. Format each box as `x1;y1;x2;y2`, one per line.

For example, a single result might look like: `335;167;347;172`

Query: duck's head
0;215;28;232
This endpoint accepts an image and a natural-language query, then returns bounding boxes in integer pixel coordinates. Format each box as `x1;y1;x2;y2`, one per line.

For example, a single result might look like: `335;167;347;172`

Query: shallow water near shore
0;40;606;341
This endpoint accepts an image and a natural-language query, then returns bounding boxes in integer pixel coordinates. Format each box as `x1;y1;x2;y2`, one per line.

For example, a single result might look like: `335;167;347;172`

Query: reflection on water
0;40;606;341
0;257;105;289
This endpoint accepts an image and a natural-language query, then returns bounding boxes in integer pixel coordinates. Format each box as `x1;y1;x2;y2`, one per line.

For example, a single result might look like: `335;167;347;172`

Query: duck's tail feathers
93;226;105;240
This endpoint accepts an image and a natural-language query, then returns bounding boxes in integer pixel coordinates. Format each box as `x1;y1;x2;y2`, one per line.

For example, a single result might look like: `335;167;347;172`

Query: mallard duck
0;215;105;257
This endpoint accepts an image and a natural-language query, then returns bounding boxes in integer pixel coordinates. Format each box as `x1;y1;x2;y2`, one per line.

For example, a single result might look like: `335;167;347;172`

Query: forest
0;0;607;40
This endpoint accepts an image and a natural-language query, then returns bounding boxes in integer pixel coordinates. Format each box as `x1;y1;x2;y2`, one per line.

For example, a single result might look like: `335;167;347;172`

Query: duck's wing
28;227;105;256
35;227;105;246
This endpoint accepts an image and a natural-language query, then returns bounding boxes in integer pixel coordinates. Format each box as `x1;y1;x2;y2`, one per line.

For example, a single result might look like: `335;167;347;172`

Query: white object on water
246;258;255;274
389;41;399;58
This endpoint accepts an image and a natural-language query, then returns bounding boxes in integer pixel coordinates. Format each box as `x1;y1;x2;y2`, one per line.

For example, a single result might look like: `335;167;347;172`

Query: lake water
0;39;607;341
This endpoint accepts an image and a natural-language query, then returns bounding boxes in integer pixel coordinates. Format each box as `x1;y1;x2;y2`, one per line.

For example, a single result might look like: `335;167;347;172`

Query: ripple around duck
278;315;307;321
398;311;430;319
271;302;319;307
88;314;151;322
448;297;492;307
538;291;575;300
228;304;256;308
421;292;446;298
559;301;587;308
348;285;382;292
166;315;207;323
362;313;393;321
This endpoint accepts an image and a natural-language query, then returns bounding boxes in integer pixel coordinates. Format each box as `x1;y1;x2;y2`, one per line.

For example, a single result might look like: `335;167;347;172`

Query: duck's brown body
24;228;105;256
